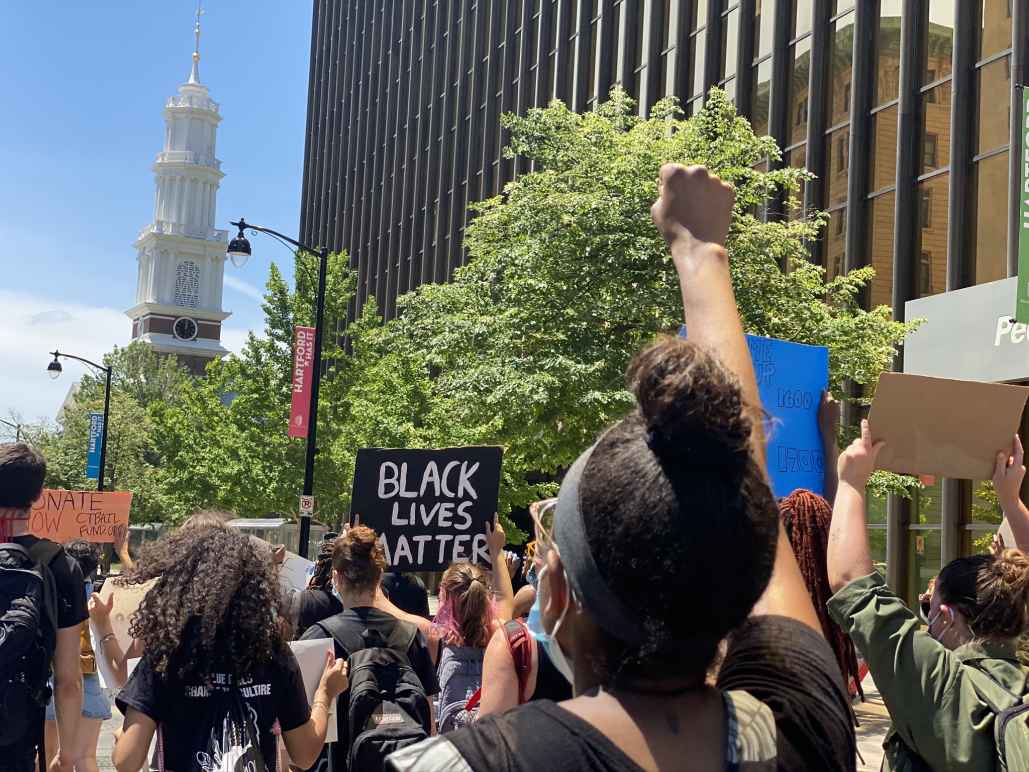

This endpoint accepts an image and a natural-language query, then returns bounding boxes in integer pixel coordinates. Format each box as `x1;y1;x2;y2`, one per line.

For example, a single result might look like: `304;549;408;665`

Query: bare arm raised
651;164;821;633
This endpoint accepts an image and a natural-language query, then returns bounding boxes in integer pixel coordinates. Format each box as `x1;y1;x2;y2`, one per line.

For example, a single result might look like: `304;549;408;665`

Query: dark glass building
300;0;1028;604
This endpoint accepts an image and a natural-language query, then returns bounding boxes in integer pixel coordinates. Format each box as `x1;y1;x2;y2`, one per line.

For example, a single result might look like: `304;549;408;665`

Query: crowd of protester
3;165;1029;771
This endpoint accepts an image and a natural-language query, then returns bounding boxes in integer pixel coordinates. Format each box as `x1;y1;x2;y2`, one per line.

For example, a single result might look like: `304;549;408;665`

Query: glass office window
826;127;850;206
907;529;942;604
832;0;855;14
828;13;855;126
826;209;846;279
920;81;952;174
916;174;949;298
751;59;773;136
870;106;898;192
979;0;1013;61
977;57;1011;154
922;1;955;84
721;8;740;80
756;0;775;58
788;38;812;146
786;145;808;220
974;151;1010;285
691;32;707;97
875;2;902;107
868;191;896;309
692;0;708;30
791;0;813;39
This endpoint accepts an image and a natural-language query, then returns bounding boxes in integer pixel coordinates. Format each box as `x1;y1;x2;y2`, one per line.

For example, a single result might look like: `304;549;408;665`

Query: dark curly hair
576;336;779;684
121;523;287;681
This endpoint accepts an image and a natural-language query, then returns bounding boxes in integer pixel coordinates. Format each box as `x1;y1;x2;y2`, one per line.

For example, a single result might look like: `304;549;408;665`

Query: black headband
553;445;645;647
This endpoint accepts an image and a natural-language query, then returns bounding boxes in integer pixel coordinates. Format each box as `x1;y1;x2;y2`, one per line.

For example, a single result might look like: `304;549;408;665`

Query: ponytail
435;563;495;649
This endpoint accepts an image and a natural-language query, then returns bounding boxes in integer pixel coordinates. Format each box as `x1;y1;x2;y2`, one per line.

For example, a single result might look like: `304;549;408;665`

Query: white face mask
527;564;575;685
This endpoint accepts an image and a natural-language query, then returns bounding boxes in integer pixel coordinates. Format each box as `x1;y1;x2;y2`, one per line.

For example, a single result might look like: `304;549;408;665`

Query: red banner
289;326;316;438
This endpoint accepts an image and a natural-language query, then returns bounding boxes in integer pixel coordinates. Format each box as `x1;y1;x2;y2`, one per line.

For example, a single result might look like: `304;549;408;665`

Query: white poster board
289;638;339;742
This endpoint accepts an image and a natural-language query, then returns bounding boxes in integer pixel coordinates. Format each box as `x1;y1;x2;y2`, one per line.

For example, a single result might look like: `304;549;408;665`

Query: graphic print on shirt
195;699;261;772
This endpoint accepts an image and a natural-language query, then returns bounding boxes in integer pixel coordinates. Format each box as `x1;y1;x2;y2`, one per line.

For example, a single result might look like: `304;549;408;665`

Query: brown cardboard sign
868;373;1029;480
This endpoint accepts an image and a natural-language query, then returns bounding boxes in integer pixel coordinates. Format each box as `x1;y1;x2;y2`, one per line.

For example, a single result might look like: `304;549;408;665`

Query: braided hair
308;538;336;592
780;489;864;699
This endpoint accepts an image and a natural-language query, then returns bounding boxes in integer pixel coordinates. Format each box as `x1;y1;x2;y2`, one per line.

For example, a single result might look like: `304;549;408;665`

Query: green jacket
828;572;1028;772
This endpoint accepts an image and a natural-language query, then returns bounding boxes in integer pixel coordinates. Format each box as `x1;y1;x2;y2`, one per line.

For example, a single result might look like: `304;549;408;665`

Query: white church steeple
127;3;230;374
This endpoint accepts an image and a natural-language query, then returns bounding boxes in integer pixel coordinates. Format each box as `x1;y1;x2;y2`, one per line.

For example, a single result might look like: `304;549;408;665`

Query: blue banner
86;411;103;480
678;326;829;498
746;334;829;498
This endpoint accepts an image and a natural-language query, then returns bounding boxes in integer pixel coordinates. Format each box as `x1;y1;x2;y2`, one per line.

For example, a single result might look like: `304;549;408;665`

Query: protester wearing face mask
385;165;856;772
828;429;1029;770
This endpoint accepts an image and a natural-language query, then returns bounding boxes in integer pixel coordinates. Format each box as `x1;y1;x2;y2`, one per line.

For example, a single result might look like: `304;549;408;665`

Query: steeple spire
187;1;203;85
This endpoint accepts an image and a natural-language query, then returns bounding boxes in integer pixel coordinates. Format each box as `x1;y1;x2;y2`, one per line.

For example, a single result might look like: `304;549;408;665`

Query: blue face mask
526;565;574;685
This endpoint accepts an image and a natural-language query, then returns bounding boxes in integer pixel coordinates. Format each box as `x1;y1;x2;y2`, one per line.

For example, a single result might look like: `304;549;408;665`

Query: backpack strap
384;620;419;661
464;620;533;713
23;540;62;643
503;620;533;704
310;617;355;659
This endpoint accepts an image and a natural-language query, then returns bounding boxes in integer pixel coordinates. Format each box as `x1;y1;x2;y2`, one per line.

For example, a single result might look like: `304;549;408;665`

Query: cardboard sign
92;577;156;688
868;373;1029;480
289;326;315;438
28;489;132;543
350;447;503;571
746;335;830;498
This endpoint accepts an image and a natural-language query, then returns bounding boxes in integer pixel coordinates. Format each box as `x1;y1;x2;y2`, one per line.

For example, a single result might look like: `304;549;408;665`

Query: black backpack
312;616;431;771
0;540;61;749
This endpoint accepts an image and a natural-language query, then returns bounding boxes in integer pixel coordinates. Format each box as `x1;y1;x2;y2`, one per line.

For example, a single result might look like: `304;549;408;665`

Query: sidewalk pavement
855;672;889;772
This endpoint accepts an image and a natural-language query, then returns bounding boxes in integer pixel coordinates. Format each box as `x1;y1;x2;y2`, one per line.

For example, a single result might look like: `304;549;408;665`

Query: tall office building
300;0;1028;604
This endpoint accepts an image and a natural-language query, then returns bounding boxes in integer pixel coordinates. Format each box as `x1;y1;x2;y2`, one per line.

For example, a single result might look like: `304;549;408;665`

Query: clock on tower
126;7;230;376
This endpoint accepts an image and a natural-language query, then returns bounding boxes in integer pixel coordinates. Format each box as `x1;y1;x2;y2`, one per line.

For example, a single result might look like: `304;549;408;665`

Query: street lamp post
47;351;113;492
0;419;22;442
227;218;329;559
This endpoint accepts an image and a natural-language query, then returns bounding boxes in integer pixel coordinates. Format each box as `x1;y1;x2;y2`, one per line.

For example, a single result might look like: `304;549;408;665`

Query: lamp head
47;354;62;380
227;219;252;268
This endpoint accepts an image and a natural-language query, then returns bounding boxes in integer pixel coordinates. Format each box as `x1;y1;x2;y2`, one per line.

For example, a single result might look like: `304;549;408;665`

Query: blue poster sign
86;411;103;480
678;326;829;498
745;334;829;499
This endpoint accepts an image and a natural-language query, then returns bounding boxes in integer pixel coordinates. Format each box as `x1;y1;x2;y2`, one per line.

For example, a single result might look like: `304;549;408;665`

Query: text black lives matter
350;446;503;571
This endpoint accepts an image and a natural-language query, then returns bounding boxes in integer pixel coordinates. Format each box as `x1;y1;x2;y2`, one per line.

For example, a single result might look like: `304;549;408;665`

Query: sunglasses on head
528;498;558;561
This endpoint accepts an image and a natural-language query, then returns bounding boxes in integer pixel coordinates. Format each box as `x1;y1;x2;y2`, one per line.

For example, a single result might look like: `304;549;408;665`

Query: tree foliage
27;89;916;535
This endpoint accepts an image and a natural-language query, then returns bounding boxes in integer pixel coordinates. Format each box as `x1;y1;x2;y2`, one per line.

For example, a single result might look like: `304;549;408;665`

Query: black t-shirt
380;573;430;618
116;651;310;772
413;615;853;772
13;535;87;630
301;607;439;696
716;615;855;771
294;588;343;638
301;606;440;772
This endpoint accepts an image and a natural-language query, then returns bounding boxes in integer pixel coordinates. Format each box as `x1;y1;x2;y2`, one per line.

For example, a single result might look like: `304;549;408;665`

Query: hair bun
630;337;751;472
994;549;1029;594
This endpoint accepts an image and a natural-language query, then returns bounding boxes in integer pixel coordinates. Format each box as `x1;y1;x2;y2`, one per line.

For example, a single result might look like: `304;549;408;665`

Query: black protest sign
350;446;503;571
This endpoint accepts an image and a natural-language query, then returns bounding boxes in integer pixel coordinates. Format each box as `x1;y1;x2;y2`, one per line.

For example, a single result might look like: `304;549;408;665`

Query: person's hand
651;164;735;253
112;524;130;556
486;514;506;557
837;419;884;491
88;591;114;626
991;532;1007;559
818;391;841;447
272;544;287;566
993;435;1025;514
318;651;349;697
504;550;519;578
49;752;78;772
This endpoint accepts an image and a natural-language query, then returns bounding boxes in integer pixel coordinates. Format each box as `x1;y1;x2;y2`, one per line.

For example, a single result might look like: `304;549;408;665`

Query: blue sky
0;1;312;426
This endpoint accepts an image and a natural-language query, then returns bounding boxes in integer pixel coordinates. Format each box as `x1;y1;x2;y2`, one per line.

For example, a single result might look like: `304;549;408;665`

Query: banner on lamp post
289;326;316;438
1016;85;1029;324
86;411;103;480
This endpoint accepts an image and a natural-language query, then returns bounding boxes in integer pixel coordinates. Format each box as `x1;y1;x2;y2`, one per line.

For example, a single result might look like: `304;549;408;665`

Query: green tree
339;89;916;532
155;252;358;524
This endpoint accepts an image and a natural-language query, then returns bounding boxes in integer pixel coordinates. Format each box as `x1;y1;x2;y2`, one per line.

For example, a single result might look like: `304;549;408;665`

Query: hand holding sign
486;514;506;560
993;435;1026;516
837;420;885;492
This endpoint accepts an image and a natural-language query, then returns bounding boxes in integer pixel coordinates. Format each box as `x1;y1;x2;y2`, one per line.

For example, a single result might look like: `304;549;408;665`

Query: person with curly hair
112;525;349;772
